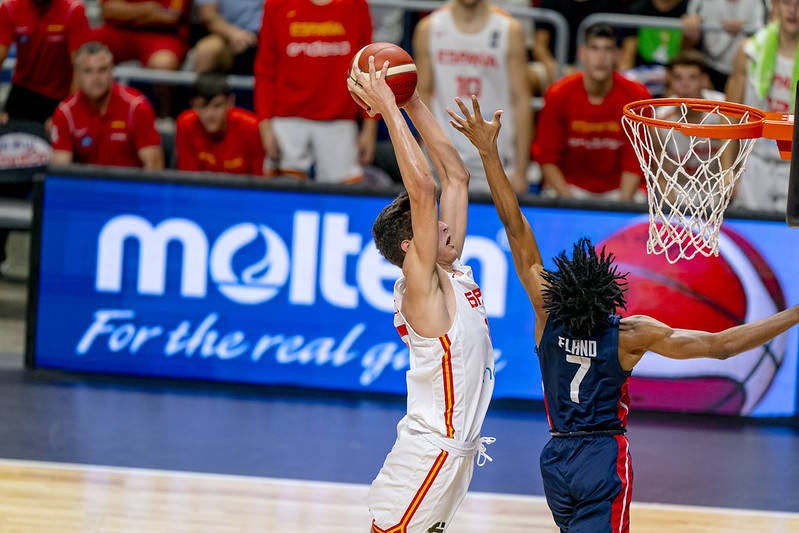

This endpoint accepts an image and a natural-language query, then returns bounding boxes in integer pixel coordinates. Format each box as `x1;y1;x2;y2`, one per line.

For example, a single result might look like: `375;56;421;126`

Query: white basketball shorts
368;421;476;533
269;117;363;184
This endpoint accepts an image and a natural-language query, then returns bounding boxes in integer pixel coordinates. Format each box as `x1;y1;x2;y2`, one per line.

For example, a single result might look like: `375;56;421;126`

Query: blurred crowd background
0;0;793;277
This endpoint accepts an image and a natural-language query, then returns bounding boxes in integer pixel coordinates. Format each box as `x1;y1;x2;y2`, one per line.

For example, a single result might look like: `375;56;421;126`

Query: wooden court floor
2;459;798;533
0;367;797;532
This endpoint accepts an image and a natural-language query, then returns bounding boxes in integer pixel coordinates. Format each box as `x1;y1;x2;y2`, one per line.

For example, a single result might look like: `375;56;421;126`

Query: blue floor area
0;368;797;513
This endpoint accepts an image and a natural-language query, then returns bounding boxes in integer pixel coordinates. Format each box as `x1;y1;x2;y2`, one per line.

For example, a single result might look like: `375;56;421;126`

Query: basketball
599;222;787;415
351;42;418;108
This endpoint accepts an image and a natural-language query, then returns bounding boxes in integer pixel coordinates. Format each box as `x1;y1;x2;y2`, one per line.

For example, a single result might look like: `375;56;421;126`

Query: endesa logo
94;211;509;316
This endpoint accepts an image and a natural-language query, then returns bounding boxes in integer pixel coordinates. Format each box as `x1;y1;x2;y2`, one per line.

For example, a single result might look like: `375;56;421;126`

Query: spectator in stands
50;42;164;169
682;0;768;92
664;48;724;100
533;23;651;201
725;0;798;212
175;72;265;175
254;0;377;184
619;0;689;96
93;0;193;120
0;0;92;124
532;0;621;96
191;0;262;75
654;50;726;206
413;0;532;194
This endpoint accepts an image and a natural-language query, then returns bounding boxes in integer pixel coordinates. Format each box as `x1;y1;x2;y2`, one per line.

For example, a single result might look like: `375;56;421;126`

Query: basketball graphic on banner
599;222;787;415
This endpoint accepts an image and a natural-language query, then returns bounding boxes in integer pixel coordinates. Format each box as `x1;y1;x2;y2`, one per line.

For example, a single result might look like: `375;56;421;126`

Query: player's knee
147;51;181;71
192;36;228;72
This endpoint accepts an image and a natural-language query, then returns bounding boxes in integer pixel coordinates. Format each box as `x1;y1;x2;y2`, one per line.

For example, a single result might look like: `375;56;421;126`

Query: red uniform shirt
50;84;162;168
0;0;91;100
254;0;373;121
98;0;191;39
533;72;651;194
175;107;266;175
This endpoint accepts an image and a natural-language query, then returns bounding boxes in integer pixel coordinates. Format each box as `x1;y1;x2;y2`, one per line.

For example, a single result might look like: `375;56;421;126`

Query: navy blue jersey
536;315;631;433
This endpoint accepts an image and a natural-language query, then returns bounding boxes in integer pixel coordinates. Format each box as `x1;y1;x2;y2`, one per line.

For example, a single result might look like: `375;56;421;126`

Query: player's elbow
407;168;437;196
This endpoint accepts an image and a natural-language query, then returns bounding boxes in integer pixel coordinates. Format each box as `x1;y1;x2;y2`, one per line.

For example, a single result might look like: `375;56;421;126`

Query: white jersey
393;259;495;444
744;49;794;162
429;6;515;189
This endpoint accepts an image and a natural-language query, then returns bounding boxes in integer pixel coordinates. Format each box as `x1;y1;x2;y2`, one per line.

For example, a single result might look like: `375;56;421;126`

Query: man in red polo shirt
0;0;91;123
93;0;193;119
175;72;266;175
50;42;164;169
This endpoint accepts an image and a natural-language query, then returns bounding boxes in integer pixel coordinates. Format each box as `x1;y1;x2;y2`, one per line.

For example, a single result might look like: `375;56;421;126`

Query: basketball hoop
622;98;794;263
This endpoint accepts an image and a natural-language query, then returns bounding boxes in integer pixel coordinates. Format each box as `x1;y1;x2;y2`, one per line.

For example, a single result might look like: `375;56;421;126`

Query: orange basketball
351;42;418;107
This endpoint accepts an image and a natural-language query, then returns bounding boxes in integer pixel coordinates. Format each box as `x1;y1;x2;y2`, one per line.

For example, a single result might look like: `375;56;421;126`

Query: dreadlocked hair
372;191;413;267
541;237;628;338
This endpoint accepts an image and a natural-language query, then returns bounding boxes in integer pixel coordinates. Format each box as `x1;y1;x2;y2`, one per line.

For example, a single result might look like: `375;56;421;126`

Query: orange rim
622;98;767;139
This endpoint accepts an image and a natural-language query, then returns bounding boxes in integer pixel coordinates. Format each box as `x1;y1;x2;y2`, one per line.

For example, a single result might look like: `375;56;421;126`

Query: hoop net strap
622;101;758;263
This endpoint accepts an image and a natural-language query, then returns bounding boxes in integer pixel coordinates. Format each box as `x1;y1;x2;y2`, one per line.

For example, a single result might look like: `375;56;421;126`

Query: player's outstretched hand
446;95;503;155
347;55;395;118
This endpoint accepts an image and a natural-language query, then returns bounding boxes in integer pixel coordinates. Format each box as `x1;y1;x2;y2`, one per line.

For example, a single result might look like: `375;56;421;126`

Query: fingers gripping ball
350;42;418;107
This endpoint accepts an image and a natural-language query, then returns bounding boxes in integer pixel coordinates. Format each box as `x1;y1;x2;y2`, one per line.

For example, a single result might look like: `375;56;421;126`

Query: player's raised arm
403;93;469;257
348;57;440;290
618;306;799;371
448;96;548;324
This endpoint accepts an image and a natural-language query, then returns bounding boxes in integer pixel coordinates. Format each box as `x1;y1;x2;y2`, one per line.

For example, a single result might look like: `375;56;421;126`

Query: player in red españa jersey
175;72;266;176
254;0;377;183
532;23;651;200
0;0;91;123
50;42;163;169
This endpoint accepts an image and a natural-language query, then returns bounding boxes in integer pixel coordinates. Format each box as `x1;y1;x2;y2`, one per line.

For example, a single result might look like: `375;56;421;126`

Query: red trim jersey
0;0;91;100
50;84;161;168
254;0;373;121
533;72;651;194
175;107;266;175
393;260;494;443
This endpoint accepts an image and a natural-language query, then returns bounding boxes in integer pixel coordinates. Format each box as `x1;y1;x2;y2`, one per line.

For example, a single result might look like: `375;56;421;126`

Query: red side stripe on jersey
617;378;630;426
610;435;632;533
395;324;408;339
439;335;455;438
541;383;555;429
371;450;450;533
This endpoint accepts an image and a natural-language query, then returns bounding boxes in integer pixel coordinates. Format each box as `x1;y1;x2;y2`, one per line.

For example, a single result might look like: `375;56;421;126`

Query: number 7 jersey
536;315;631;433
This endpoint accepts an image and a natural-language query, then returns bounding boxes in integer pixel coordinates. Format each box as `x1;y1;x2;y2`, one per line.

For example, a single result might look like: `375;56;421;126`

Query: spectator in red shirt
0;0;91;124
254;0;377;184
93;0;191;71
50;42;164;169
533;23;651;201
93;0;193;119
175;72;266;175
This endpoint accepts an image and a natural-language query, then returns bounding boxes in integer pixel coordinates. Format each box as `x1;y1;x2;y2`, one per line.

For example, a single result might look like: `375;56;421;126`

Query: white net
622;101;758;263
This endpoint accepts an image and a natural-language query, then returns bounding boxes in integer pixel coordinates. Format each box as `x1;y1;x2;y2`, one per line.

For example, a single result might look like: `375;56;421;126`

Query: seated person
191;0;262;75
533;24;651;201
93;0;192;71
50;42;164;169
619;0;689;97
175;72;266;175
93;0;193;119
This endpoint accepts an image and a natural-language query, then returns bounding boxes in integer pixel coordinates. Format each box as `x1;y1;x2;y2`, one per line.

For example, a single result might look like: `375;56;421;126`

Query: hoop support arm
762;112;795;160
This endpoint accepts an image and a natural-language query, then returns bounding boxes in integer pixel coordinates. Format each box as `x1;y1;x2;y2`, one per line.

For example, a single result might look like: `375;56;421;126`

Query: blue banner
32;175;799;417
